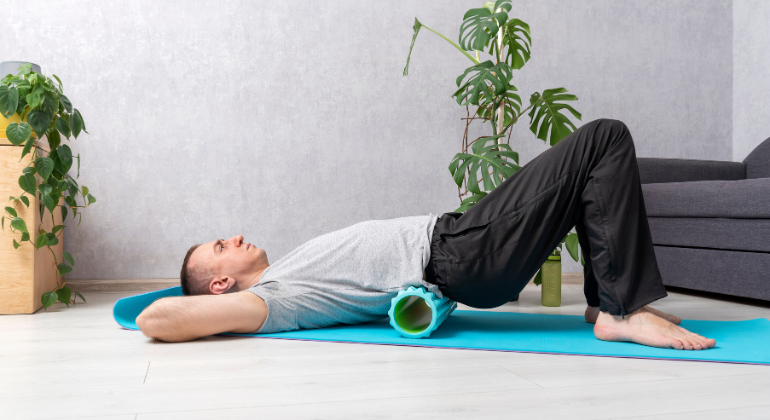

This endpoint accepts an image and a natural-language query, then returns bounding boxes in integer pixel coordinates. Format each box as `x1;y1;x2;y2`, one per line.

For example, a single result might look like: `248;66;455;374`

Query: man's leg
426;118;714;350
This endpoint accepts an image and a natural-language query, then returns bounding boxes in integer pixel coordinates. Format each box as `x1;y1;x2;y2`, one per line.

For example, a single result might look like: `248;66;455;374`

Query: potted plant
403;0;587;305
0;62;95;312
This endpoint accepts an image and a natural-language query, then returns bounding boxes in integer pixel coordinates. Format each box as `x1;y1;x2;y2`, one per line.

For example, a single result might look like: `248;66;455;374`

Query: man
137;119;716;351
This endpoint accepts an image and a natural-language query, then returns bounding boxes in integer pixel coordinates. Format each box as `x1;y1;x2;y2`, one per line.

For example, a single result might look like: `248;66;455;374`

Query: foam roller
388;286;457;338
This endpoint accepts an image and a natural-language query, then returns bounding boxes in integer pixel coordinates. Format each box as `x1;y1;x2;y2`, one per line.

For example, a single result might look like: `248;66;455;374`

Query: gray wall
734;0;770;162
0;0;742;278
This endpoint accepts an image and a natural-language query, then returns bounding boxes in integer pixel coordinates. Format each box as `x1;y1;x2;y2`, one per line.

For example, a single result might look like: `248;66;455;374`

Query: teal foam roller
388;286;458;338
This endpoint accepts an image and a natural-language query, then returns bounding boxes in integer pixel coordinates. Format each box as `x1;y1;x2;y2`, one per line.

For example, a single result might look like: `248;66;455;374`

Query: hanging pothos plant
0;63;95;309
403;0;586;277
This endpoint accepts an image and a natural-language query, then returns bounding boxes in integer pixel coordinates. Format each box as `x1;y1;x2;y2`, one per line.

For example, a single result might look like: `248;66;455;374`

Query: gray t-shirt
245;213;442;333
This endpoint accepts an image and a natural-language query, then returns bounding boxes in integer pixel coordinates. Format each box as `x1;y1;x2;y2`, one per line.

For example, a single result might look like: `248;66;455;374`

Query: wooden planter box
0;136;63;314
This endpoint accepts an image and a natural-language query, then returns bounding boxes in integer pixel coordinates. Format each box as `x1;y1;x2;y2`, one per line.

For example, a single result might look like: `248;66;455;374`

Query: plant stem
421;25;480;65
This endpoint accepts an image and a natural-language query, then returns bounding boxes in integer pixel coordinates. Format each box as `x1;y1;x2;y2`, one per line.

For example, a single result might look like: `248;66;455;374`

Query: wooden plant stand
0;135;63;314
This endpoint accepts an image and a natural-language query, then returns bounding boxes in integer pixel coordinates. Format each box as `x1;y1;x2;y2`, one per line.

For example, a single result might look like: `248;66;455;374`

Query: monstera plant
404;0;586;273
0;63;94;309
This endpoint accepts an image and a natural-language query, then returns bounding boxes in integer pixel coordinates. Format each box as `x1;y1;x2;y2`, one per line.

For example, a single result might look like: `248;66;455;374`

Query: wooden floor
2;282;770;420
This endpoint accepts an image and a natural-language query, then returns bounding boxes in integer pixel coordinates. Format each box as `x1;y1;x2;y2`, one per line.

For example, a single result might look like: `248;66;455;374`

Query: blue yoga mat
114;286;770;365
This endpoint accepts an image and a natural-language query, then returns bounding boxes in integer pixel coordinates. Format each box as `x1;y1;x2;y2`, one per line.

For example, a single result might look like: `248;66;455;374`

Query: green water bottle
541;254;562;307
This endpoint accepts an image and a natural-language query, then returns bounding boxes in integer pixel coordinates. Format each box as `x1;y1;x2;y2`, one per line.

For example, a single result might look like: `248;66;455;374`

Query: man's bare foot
585;305;681;325
594;307;716;350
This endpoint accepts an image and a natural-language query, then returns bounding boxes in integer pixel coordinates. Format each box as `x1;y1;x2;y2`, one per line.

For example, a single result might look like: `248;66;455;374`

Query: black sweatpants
424;118;668;316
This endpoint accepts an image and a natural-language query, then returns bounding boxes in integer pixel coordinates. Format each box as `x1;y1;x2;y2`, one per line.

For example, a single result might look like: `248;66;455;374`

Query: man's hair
180;243;212;296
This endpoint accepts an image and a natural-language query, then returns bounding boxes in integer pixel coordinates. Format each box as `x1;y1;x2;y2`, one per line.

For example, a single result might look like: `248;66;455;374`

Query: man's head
180;235;269;296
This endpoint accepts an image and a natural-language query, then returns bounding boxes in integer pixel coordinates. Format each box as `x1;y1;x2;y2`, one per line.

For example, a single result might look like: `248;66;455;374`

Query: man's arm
136;291;268;342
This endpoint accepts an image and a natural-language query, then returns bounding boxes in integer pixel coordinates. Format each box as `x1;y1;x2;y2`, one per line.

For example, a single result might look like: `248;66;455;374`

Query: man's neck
248;264;270;288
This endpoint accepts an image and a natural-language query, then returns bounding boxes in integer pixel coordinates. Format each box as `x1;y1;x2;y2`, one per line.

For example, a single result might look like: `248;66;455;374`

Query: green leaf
458;1;511;51
4;206;17;217
58;94;73;114
490;18;532;70
20;136;35;160
57;263;73;275
52;74;64;92
26;92;41;110
20;195;30;207
527;88;582;146
13;239;20;249
0;85;19;118
18;173;36;195
46;235;59;246
74;290;86;303
56;286;71;307
60;204;68;221
27;109;53;138
34;157;54;182
475;84;522;129
41;291;58;309
46;127;61;150
38;183;52;196
1;216;4;231
403;18;423;76
43;91;59;114
452;61;513;107
52;224;66;234
42;194;55;213
56;116;71;138
10;216;28;233
5;122;31;145
71;109;83;138
21;232;30;242
454;192;488;213
87;194;96;205
81;186;89;197
36;234;49;248
16;63;32;76
565;232;580;262
447;134;519;195
64;195;77;208
57;145;73;173
63;251;74;266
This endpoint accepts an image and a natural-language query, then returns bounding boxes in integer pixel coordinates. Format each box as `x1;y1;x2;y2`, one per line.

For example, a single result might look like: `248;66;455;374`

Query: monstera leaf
528;88;582;146
489;18;532;70
453;61;514;107
459;0;511;51
475;84;522;128
448;133;520;199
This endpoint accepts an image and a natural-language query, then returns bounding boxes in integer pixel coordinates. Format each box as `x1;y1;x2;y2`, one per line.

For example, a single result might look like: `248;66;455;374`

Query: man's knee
598;118;628;132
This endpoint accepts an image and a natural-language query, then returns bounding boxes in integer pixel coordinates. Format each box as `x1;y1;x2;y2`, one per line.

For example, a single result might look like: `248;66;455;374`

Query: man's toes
669;339;685;350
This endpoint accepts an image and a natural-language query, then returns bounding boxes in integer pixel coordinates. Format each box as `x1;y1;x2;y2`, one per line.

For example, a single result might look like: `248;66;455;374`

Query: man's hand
136;291;268;342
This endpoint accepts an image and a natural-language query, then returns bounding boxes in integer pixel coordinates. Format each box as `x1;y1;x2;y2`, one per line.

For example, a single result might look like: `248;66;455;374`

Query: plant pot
0;132;63;314
540;254;561;307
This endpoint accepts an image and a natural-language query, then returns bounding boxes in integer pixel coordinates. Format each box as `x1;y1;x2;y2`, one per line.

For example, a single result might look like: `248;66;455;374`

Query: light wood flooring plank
129;373;770;420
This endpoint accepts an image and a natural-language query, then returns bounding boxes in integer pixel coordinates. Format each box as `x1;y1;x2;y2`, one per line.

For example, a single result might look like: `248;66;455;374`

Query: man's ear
210;275;236;295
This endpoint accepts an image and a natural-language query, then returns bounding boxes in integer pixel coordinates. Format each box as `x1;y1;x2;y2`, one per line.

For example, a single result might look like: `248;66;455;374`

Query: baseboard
561;273;584;284
65;273;585;294
66;279;179;293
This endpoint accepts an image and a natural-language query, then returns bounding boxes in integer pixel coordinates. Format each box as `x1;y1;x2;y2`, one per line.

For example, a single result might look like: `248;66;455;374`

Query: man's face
189;234;268;293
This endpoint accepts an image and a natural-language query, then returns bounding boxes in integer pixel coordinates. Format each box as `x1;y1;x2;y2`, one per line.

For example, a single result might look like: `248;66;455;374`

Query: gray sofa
637;136;770;302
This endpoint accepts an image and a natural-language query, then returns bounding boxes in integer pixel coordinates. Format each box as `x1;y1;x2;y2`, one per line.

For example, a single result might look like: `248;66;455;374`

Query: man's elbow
135;305;195;343
136;310;162;339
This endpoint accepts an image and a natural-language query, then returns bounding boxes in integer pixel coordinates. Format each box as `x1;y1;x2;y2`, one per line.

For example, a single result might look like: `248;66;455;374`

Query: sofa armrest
636;157;746;184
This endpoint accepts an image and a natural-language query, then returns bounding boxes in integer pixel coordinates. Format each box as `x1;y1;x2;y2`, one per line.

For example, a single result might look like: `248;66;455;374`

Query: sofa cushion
641;178;770;218
648;217;770;253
